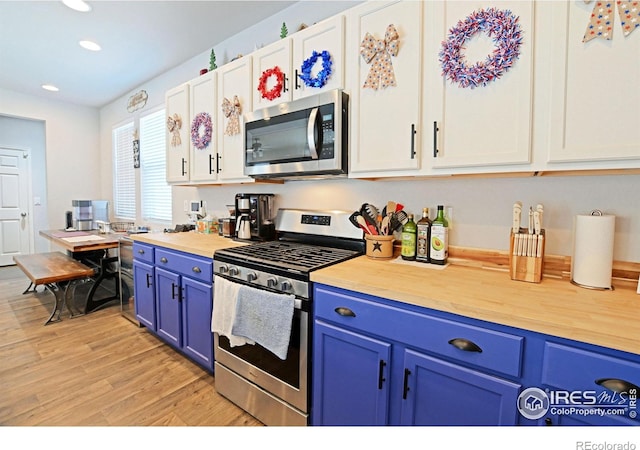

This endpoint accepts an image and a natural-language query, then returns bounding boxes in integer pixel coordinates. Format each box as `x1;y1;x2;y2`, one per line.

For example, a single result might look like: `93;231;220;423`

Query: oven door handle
306;107;320;160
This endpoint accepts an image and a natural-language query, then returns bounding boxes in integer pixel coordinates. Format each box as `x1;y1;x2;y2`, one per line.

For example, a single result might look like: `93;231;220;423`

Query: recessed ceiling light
63;0;92;12
42;84;60;92
79;40;101;51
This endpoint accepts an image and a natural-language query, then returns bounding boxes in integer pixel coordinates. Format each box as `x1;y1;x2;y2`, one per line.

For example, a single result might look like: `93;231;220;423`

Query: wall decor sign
360;24;400;90
258;66;285;101
221;96;242;136
127;90;148;113
439;8;523;89
166;113;182;147
299;50;333;88
582;0;640;42
190;112;213;150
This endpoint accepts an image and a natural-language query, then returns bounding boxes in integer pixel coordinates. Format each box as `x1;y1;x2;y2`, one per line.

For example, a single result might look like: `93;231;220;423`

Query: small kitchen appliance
233;193;276;241
72;200;93;230
213;208;365;426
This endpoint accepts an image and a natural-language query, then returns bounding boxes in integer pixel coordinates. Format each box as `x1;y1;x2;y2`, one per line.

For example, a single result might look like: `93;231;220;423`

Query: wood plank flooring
0;266;262;426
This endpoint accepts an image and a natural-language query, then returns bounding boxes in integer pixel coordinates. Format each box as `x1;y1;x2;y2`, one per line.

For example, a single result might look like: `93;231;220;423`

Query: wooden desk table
39;229;125;314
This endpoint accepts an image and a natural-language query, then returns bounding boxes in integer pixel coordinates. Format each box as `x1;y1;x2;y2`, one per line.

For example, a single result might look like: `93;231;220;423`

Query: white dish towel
211;276;254;347
232;284;295;360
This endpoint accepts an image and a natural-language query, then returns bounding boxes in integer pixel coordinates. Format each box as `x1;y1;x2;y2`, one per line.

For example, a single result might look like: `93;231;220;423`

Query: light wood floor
0;266;263;426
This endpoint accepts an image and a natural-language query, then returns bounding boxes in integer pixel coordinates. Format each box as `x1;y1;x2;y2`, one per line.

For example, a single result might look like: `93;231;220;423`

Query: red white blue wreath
190;112;212;150
299;50;333;88
439;8;522;89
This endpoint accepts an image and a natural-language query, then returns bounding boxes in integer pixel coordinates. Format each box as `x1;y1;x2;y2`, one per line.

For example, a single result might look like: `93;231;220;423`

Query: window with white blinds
113;121;136;220
140;108;172;223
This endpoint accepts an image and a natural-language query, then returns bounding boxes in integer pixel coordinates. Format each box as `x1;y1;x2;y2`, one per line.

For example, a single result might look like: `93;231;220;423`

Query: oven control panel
214;261;309;301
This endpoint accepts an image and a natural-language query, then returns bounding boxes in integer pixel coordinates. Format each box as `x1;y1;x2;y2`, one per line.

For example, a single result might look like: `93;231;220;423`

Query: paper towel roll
571;212;615;290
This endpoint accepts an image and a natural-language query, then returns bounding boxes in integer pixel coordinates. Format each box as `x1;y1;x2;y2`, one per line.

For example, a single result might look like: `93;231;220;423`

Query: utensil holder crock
365;234;395;259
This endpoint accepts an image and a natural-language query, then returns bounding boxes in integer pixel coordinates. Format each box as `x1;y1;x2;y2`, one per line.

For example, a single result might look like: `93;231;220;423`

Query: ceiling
0;1;297;108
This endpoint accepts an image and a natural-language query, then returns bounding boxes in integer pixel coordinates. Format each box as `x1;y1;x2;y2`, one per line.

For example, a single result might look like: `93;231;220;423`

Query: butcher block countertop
128;232;639;356
311;256;640;356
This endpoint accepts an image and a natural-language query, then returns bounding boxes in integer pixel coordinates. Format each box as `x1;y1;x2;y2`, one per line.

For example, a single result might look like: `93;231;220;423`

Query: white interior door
0;148;31;266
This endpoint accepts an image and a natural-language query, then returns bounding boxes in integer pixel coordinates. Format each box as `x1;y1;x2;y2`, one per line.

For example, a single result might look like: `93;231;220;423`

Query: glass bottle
416;207;432;263
430;205;448;265
401;214;417;261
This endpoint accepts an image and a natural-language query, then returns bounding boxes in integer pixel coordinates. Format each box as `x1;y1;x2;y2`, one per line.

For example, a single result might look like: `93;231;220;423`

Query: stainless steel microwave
244;90;348;180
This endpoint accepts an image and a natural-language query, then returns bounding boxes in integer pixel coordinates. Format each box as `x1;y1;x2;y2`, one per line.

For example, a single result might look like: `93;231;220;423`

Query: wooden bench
13;252;95;325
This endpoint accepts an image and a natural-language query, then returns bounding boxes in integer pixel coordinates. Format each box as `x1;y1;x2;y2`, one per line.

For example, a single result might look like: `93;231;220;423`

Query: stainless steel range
213;209;364;426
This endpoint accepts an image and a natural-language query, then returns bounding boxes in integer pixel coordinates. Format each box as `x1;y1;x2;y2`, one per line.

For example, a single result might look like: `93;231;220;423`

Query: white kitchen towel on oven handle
232;284;295;360
212;276;255;347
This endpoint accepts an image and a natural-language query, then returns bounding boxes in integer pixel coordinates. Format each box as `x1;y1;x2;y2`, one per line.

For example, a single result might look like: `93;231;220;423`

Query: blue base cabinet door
155;267;182;348
400;349;521;426
312;321;391;426
133;260;155;329
182;277;214;370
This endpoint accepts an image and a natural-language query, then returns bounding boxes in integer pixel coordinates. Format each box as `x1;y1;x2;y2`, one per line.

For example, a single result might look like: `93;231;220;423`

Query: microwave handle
307;107;320;160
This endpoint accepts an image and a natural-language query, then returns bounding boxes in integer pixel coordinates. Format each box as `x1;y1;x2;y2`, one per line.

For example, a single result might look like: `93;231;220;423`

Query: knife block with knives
509;202;545;283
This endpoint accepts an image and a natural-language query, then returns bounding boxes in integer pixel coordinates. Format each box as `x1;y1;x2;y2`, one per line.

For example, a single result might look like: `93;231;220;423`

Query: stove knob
218;264;229;274
266;277;278;288
246;271;258;282
281;280;292;292
228;266;239;276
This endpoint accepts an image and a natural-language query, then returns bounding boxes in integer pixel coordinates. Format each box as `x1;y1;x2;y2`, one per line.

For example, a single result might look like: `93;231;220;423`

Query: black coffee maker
234;193;276;241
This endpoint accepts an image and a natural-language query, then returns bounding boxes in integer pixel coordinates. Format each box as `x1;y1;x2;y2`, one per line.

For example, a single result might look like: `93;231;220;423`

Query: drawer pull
160;257;168;263
137;249;145;254
448;338;483;353
192;266;202;273
595;378;640;394
378;360;387;390
334;307;356;317
402;368;411;400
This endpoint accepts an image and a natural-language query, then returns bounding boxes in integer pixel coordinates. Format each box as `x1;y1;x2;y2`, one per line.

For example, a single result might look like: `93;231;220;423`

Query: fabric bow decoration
166;113;182;147
221;95;242;136
583;0;640;42
360;24;400;90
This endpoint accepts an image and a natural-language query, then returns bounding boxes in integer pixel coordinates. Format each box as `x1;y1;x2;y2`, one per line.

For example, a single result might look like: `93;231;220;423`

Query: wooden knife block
509;230;545;283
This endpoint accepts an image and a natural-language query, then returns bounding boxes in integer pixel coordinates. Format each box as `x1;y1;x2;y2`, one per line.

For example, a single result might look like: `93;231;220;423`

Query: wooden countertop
311;256;640;356
126;232;639;356
128;231;245;258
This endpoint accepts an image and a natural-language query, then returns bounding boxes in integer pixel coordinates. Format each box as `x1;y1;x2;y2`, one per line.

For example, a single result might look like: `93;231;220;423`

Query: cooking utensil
512;201;522;233
395;203;404;212
356;214;375;235
360;203;380;234
380;215;390;235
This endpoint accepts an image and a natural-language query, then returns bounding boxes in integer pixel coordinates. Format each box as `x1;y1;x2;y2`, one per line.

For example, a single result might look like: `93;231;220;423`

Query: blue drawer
155;247;213;283
315;286;523;378
133;242;154;264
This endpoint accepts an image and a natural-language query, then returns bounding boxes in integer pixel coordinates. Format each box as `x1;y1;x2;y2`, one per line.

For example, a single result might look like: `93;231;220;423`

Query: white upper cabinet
252;38;292;110
217;56;255;183
189;71;218;183
291;15;345;100
347;0;423;175
544;0;640;165
424;1;534;170
165;83;190;183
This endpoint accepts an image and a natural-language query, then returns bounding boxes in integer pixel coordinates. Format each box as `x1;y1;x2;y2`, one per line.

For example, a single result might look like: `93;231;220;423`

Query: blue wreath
299;50;333;88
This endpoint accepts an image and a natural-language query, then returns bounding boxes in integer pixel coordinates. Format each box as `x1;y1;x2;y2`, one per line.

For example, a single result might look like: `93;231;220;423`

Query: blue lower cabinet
400;349;520;425
133;260;155;329
312;321;391;425
155;267;183;348
182;277;214;370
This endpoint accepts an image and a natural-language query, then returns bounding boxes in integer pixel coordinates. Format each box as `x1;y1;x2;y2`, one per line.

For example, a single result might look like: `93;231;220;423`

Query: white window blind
140;108;172;223
113;121;136;220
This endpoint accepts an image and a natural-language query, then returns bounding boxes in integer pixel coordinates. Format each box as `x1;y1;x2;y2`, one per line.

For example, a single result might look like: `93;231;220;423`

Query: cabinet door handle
334;306;356;317
171;283;178;300
209;154;214;175
216;154;221;173
402;368;411;400
595;378;640;394
160;257;168;264
283;74;288;93
410;123;416;159
294;69;300;90
192;266;202;274
145;273;152;288
378;360;387;390
448;338;483;353
433;121;439;157
181;158;187;176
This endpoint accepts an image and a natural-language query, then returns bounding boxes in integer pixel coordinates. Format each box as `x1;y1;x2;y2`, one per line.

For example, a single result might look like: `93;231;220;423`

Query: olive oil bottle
430;205;448;265
401;214;417;261
416;208;432;263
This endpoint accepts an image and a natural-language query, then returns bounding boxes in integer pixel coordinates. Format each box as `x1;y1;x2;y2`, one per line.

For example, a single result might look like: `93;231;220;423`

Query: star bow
166;113;182;147
583;0;640;42
221;96;242;136
360;24;400;90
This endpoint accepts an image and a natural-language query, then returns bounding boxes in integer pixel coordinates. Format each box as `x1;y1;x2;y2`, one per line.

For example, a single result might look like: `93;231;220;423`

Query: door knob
21;212;27;217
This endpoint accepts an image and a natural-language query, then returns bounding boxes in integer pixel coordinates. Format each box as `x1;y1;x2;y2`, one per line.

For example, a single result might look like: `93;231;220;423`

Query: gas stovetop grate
215;241;362;273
